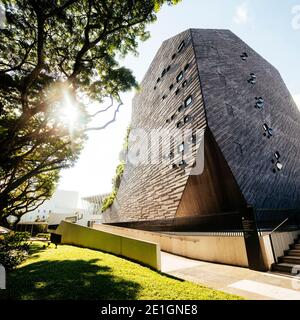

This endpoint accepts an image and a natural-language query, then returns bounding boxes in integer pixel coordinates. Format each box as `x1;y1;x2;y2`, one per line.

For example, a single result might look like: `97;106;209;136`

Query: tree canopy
0;0;180;226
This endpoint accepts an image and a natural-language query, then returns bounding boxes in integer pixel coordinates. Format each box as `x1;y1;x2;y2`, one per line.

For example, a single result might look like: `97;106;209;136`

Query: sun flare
60;91;80;129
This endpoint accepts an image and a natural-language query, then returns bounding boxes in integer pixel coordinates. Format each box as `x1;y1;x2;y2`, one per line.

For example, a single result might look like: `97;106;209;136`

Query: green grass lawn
0;243;243;300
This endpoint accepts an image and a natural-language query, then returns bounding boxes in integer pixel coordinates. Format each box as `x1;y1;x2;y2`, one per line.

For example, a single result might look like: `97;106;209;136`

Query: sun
60;91;80;129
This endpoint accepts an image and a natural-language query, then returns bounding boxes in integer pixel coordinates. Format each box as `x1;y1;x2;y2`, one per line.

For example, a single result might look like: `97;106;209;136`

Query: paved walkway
161;252;300;300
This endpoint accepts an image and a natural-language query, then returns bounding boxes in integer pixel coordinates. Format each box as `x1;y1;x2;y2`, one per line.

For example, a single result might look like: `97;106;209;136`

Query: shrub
36;233;50;240
101;190;117;212
101;126;130;212
0;231;31;271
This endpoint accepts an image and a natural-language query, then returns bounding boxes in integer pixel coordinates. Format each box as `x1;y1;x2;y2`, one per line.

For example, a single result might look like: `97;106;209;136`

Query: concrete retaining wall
53;221;161;270
93;224;249;267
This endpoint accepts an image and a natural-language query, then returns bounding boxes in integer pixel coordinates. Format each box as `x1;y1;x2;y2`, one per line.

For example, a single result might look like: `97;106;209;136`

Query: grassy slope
0;243;243;300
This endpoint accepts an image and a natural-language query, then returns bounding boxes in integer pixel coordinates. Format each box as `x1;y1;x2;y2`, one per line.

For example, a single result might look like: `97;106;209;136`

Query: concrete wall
93;224;249;268
54;221;161;270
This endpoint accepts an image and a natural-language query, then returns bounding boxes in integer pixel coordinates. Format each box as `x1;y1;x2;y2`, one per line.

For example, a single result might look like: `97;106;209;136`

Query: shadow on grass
1;258;141;300
28;243;49;255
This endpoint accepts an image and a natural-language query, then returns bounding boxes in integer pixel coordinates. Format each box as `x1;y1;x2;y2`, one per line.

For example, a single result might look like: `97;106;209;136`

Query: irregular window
177;71;183;82
262;123;273;138
178;105;184;112
178;142;185;153
184;115;192;124
185;95;193;108
178;40;185;52
176;121;183;128
240;52;248;61
255;97;264;109
178;160;187;168
248;73;256;84
276;161;283;171
274;151;281;159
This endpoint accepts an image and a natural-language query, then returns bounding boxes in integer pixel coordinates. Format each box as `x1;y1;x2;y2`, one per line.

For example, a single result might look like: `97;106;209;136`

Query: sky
58;0;300;199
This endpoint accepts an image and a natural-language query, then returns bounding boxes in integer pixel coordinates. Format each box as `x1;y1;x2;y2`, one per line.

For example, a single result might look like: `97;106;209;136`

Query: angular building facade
102;29;300;230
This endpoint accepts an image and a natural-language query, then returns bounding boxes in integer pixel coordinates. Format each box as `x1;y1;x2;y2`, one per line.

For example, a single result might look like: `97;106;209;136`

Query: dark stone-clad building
102;29;300;230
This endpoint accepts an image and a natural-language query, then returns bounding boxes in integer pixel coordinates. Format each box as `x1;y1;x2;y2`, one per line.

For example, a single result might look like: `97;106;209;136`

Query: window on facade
182;80;187;88
157;77;160;83
255;97;264;109
175;88;180;95
276;161;283;171
267;128;273;137
263;123;273;138
178;105;184;112
179;160;187;168
190;134;196;144
185;95;193;108
169;84;174;91
263;124;269;132
274;151;281;159
169;152;174;159
184;63;190;71
162;95;167;100
248;73;256;84
176;121;183;128
172;53;176;60
178;142;185;153
154;86;157;90
161;69;167;77
166;119;170;124
178;40;185;52
240;52;248;61
177;71;183;82
172;163;177;169
184;115;192;123
167;65;171;72
171;113;176;121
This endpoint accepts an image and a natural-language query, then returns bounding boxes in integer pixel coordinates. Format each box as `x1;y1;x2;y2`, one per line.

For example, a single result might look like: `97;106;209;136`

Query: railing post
241;206;268;271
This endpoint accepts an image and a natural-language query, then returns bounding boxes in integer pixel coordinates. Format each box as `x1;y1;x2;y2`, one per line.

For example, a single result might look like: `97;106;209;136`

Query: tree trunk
0;216;11;229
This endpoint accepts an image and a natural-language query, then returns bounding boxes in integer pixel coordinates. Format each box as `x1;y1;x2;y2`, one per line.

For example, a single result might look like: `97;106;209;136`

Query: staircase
272;235;300;275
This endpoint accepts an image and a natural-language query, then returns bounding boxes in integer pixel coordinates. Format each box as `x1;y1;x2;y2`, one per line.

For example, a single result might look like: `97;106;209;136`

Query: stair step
272;263;300;274
279;255;300;264
286;250;300;256
290;244;300;250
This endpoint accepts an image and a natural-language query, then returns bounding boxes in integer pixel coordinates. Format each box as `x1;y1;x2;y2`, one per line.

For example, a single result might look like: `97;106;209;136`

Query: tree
0;0;180;227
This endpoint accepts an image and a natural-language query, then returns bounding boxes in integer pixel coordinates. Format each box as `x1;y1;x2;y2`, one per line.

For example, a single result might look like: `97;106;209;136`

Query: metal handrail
269;218;289;235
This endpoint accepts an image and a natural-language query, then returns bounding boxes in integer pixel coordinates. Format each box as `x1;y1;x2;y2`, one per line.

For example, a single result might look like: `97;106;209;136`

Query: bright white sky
58;0;300;198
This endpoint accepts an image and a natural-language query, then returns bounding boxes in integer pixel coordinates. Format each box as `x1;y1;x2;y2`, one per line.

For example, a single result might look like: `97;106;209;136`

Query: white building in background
20;189;109;227
78;193;109;227
21;190;79;225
